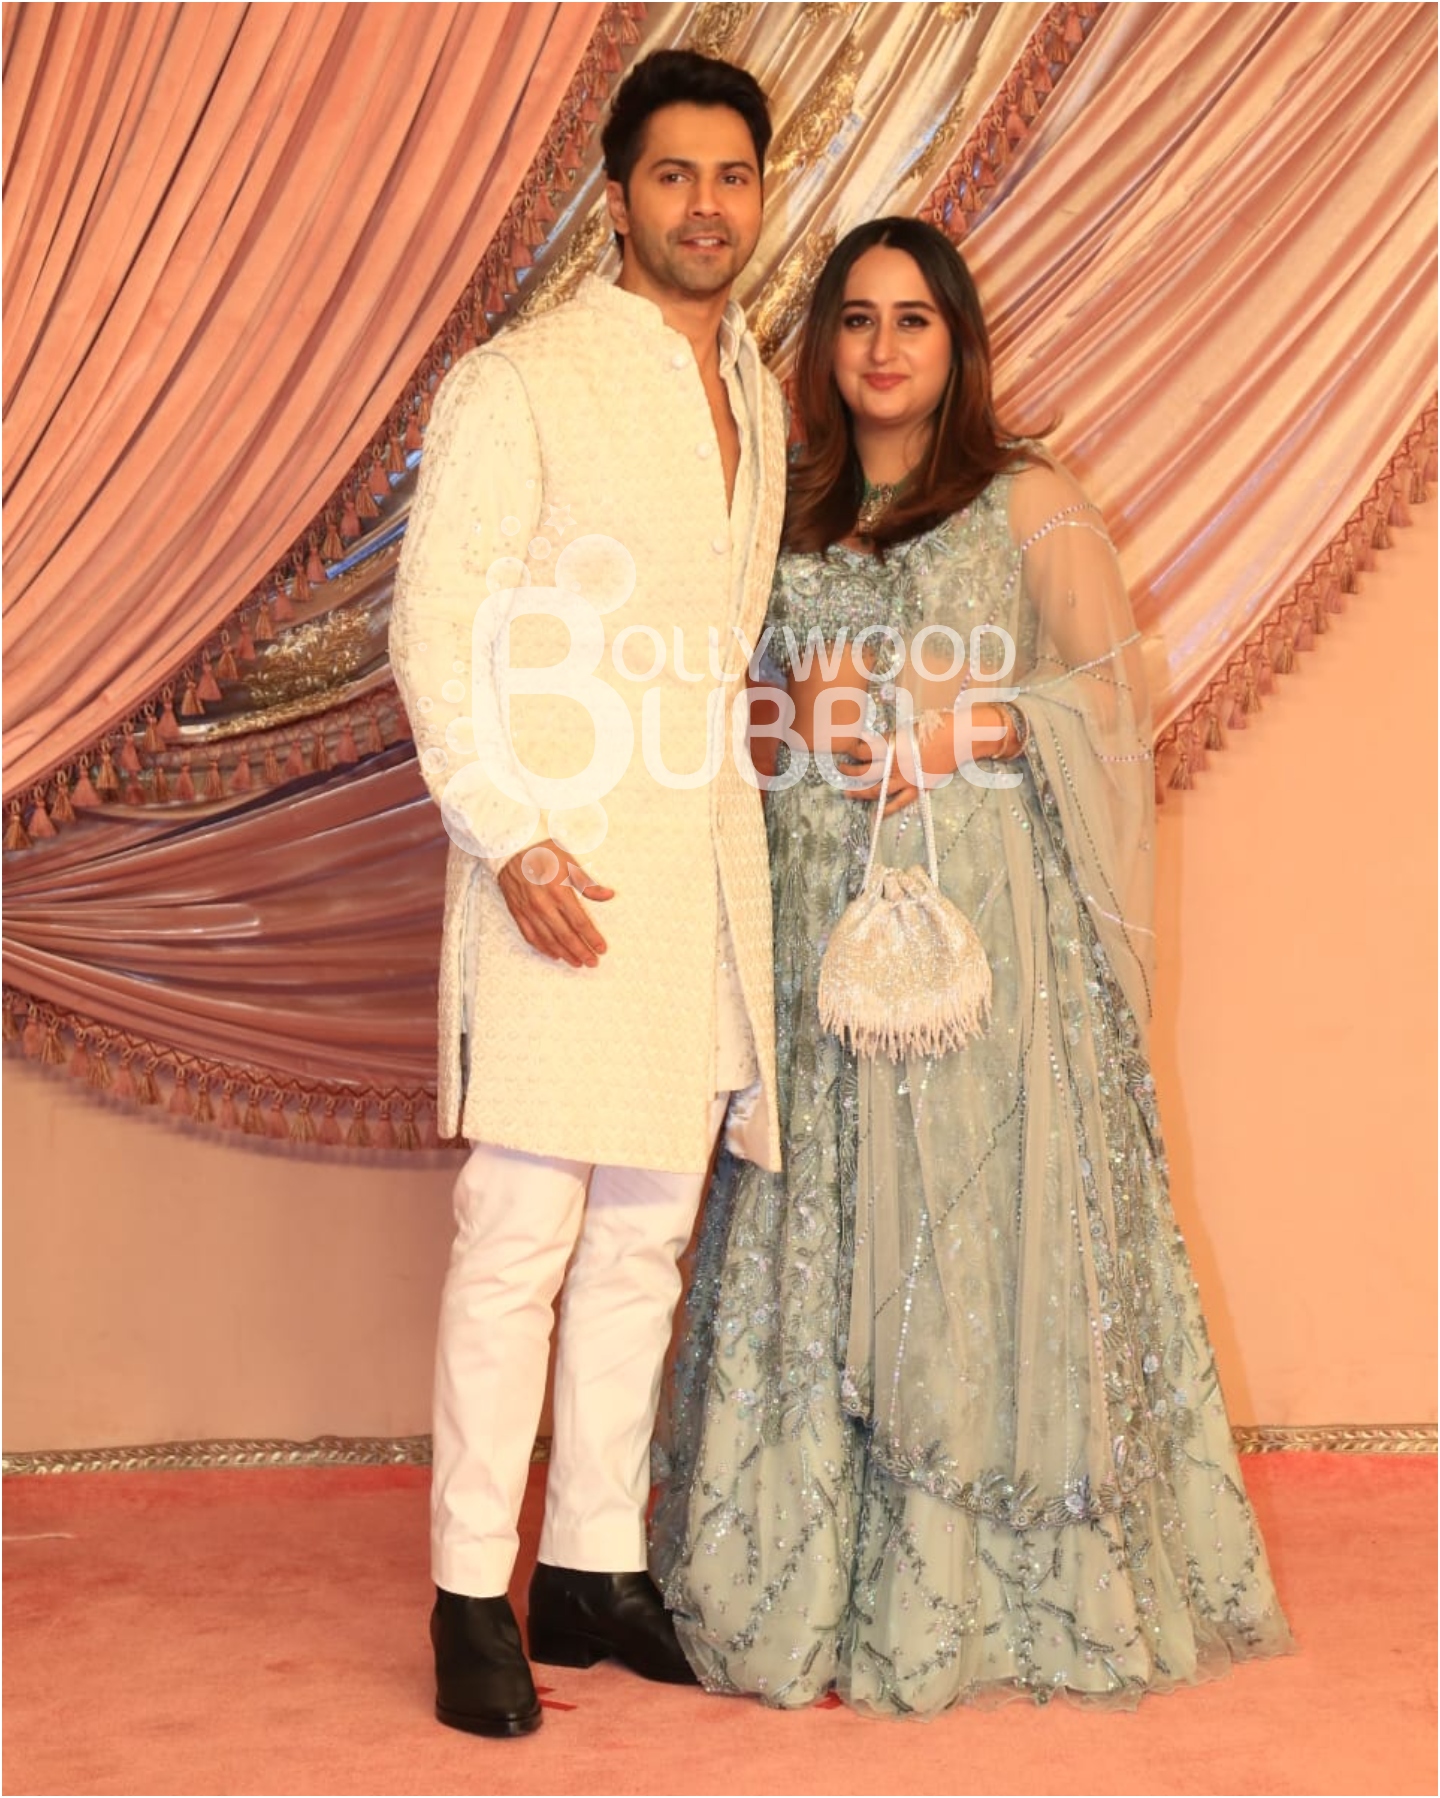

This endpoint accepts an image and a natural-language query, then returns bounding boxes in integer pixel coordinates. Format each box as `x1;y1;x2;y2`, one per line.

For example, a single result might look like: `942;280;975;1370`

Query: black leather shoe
431;1588;542;1737
527;1564;698;1685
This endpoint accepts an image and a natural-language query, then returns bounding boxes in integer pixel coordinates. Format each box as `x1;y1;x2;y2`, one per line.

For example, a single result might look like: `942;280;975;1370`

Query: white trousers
431;1099;725;1598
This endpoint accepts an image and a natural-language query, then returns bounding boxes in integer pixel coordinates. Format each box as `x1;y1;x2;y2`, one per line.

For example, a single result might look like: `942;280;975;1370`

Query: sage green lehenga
650;461;1292;1716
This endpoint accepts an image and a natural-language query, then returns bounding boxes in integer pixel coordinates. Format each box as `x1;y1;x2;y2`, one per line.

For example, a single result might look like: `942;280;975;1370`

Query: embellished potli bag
817;722;992;1059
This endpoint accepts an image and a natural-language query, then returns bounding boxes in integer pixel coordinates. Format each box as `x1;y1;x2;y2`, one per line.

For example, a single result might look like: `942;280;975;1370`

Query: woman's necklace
857;472;912;536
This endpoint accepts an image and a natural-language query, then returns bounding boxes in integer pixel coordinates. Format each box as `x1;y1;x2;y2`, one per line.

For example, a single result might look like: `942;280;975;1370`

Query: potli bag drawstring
817;721;992;1059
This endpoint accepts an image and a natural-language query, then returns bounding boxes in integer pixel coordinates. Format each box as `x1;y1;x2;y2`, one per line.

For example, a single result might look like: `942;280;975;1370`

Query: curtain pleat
964;1;1436;711
3;757;444;1086
2;1;605;798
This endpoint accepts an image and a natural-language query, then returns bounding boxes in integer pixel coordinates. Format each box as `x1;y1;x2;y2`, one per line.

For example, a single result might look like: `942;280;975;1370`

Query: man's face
606;102;764;299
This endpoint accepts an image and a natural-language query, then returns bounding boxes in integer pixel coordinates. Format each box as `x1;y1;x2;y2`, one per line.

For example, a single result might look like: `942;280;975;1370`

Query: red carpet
4;1455;1435;1795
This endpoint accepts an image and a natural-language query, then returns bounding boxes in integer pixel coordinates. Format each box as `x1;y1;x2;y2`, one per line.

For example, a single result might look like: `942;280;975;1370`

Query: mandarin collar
579;274;746;374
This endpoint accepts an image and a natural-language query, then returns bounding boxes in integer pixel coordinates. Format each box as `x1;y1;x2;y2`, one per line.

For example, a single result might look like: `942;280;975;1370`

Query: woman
649;218;1292;1715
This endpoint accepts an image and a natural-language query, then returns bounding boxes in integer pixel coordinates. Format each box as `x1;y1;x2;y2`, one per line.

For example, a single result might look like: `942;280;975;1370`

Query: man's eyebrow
648;155;758;173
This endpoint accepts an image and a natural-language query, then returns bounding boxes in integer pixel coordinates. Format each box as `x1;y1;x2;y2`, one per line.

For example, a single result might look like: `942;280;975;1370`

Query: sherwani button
671;352;688;369
712;536;729;554
696;442;713;458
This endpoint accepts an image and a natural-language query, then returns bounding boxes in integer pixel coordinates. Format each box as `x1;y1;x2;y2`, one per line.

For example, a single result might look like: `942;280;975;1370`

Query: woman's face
832;246;954;437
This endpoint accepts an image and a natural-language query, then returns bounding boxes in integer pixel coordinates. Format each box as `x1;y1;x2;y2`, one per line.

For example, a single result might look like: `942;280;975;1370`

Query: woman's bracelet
995;701;1029;758
914;699;1029;759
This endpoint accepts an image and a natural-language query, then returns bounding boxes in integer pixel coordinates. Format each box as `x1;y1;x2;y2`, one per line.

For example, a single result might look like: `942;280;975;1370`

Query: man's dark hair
600;49;772;192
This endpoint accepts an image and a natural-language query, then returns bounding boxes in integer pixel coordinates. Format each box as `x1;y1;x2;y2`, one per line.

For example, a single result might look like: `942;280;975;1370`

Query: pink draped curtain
2;1;605;799
965;0;1436;720
3;755;444;1091
3;2;1435;1142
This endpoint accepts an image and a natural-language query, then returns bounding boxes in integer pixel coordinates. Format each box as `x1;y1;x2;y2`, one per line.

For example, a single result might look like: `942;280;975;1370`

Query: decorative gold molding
516;209;611;321
683;3;748;57
2;1436;436;1476
767;32;865;177
751;228;837;364
5;1425;1432;1477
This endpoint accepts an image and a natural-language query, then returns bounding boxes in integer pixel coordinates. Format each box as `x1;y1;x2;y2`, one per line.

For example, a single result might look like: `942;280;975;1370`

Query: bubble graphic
501;515;521;536
417;695;434;715
451;658;466;675
548;802;609;856
528;536;553;561
486;555;531;594
439;765;538;862
441;678;466;704
522;845;560;886
421;746;449;774
555;534;636;615
445;715;477;756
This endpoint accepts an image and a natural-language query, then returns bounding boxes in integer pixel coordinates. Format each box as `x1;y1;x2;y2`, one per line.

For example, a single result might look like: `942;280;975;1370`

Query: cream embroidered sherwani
391;277;784;1175
393;278;786;1594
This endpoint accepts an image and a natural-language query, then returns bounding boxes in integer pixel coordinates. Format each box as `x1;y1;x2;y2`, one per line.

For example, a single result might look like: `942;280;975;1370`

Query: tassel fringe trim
3;987;453;1155
820;1003;992;1063
919;3;1104;234
7;692;408;846
1155;401;1436;803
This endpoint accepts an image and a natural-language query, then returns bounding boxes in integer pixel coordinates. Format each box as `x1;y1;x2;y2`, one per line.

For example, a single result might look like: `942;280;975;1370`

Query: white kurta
391;277;785;1172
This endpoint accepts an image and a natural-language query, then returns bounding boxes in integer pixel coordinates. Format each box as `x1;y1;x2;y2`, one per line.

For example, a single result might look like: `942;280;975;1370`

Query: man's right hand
496;839;614;969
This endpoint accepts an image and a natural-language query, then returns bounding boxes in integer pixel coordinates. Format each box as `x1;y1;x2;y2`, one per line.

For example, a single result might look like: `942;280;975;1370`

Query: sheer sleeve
1007;461;1156;1030
389;348;545;865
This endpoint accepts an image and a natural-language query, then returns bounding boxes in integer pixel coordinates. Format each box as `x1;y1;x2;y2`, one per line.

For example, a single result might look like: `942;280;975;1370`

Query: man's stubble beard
623;223;753;301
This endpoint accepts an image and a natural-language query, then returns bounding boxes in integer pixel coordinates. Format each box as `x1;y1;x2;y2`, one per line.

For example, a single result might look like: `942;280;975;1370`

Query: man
389;51;784;1737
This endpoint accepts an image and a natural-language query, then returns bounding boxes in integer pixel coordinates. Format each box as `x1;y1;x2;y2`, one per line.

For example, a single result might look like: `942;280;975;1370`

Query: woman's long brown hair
783;217;1039;554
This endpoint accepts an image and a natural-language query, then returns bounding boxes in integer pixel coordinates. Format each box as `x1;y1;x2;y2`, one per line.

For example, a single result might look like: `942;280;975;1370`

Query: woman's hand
839;714;964;816
836;738;914;816
840;704;1020;813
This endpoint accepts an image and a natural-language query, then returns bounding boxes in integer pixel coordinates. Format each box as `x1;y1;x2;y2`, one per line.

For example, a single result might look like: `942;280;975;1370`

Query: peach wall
1;1080;458;1448
4;513;1434;1451
1149;505;1437;1425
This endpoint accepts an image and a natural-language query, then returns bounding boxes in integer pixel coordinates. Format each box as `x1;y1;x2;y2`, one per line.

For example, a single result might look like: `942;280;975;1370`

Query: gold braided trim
1;987;450;1151
918;2;1105;224
5;1425;1432;1477
1231;1424;1437;1456
3;1437;436;1476
1155;402;1437;793
22;4;647;827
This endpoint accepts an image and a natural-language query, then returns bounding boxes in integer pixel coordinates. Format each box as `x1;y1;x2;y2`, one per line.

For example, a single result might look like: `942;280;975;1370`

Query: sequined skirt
650;753;1292;1715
